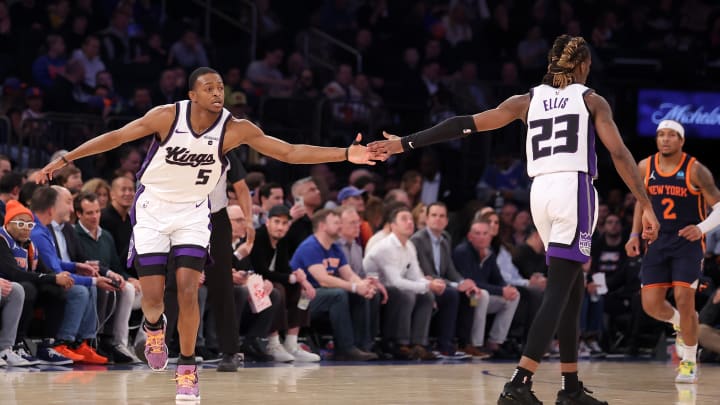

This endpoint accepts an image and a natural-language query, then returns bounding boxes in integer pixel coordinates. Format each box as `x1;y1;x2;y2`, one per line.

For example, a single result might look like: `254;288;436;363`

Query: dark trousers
234;286;281;338
349;292;381;351
271;282;310;331
431;286;460;353
383;287;433;346
18;282;66;342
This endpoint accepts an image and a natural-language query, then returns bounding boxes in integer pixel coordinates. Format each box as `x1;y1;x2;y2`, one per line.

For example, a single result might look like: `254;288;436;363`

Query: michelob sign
637;89;720;139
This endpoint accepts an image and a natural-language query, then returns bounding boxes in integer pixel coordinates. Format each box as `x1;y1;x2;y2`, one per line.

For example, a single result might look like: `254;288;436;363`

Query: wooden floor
0;360;716;404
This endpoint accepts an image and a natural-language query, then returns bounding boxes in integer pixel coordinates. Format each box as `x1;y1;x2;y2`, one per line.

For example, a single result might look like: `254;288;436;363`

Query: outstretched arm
224;119;374;165
36;105;175;183
368;94;529;158
587;93;659;241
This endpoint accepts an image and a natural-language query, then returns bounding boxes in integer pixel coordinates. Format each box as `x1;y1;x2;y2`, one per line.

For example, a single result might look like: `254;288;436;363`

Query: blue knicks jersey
0;226;36;271
646;153;706;233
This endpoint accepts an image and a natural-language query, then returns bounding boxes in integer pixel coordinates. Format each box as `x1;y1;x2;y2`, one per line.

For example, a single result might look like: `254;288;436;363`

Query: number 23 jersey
138;100;230;202
525;83;597;178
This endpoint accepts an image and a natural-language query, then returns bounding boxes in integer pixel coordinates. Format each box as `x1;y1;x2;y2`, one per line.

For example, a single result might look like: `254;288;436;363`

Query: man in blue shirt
30;186;110;364
290;208;378;361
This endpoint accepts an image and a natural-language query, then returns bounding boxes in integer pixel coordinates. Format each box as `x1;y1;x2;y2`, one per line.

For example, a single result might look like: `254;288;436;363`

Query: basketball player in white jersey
369;36;660;405
36;67;377;401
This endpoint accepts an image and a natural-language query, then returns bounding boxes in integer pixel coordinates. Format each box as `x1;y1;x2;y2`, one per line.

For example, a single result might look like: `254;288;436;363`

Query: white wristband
697;202;720;234
351;283;357;293
289;274;297;284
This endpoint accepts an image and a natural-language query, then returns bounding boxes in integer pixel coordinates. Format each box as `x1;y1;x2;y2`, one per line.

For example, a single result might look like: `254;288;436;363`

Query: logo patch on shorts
579;232;592;256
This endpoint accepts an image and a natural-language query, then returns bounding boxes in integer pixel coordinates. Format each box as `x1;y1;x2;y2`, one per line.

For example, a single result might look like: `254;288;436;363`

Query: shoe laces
146;332;166;354
174;370;198;388
677;360;696;375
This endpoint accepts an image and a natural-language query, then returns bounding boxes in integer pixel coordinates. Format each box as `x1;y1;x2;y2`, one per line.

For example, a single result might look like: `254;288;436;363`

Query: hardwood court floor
0;360;716;404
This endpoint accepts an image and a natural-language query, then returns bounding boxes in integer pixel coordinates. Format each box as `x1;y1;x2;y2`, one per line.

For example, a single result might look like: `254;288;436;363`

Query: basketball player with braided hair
369;35;659;405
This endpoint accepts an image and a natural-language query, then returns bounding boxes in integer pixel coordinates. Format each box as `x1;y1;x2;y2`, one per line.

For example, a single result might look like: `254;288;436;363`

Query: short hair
401;170;421;186
383;189;409;206
52;165;80;186
425;201;447;216
352;175;374;190
259;182;282;200
188;67;219;90
83;35;100;46
470;218;491;228
291;177;314;199
19;182;41;207
74;191;98;214
382;201;408;226
337;205;358;218
30;186;58;213
311;208;340;232
0;172;24;194
118;145;140;161
245;172;266;190
82;178;110;195
388;204;412;224
111;175;134;189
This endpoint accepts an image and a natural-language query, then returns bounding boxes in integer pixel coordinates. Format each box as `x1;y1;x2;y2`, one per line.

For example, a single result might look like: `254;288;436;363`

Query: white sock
285;334;298;350
268;334;280;346
668;308;681;327
683;345;698;363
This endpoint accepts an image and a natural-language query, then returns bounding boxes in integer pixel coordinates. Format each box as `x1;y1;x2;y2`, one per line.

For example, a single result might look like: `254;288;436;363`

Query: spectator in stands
0;260;27;367
286;177;322;255
52;165;82;194
100;176;135;277
363;205;440;360
151;68;181;106
475;153;530;206
71;35;106;88
81;178;110;209
122;86;152;117
442;3;473;47
44;58;90;113
99;8;131;67
226;91;250;119
168;29;209;71
365;195;410;253
0;200;74;365
292;68;320;99
355;73;382;109
517;25;549;71
74;191;140;363
249;204;318;363
401;170;422;207
117;146;141;177
246;46;293;97
512;226;547;279
63;13;89;52
454;219;520;357
336;206;386;353
30;186;109;364
253;182;284;229
0;172;23;219
411;202;481;358
21;87;45;123
511;210;532;246
32;34;67;89
291;209;378;361
337;186;374;247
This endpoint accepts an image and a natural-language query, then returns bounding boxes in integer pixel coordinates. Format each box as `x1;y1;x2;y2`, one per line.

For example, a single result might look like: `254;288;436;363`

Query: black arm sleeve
0;242;56;284
401;115;477;152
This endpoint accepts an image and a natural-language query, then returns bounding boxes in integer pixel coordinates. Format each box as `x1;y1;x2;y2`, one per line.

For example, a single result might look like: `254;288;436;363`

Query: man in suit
411;202;483;359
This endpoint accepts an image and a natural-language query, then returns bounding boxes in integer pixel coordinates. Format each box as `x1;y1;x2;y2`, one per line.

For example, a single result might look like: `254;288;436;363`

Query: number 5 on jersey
529;114;579;160
196;169;211;185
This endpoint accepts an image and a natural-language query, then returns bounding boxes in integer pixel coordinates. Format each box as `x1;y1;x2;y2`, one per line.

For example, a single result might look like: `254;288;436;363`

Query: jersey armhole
686;157;702;195
159;102;181;146
643;156;652;189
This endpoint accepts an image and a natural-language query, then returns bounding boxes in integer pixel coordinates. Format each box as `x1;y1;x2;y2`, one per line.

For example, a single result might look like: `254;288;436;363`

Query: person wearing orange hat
0;200;74;366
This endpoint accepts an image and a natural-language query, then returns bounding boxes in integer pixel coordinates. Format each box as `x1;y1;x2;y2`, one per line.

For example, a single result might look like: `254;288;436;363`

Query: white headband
656;120;685;138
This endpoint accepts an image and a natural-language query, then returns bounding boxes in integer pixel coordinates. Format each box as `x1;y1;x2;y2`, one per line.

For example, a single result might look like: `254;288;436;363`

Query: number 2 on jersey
528;114;579;160
661;198;677;220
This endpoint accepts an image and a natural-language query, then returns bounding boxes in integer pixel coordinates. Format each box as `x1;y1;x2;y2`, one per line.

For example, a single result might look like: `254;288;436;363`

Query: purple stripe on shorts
174;247;207;258
587;124;597;177
137;255;168;267
546;172;595;264
126;184;145;268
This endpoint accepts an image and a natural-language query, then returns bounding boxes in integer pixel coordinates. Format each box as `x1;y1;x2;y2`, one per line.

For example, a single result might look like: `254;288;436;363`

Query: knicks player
36;67;376;401
369;35;659;405
626;119;720;384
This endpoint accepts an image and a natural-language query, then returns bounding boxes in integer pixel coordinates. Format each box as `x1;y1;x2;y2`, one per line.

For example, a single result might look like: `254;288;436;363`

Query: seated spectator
151;69;182;106
475;153;530;206
121;86;153;118
336;206;387;354
0;261;29;367
168;30;209;71
81;178;111;209
32;34;67;89
290;209;378;361
248;204;319;363
336;186;373;246
286;177;322;255
0;200;74;365
0;172;24;220
44;58;92;113
253;182;284;229
292;68;320;99
21;87;45;124
363;205;441;361
246;46;293;97
411;202;481;359
99;9;131;68
116;146;142;178
30;186;109;364
52;165;83;194
74;191;141;363
365;191;411;253
453;219;520;357
512;227;548;278
71;35;106;88
100;176;135;278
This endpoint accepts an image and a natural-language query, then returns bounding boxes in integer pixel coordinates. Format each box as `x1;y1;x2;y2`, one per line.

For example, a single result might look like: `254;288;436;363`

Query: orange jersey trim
655;153;687;177
642;282;673;289
685;157;702;196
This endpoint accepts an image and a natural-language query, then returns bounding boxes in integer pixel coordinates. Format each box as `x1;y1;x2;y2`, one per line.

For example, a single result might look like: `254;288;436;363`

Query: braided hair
542;35;590;89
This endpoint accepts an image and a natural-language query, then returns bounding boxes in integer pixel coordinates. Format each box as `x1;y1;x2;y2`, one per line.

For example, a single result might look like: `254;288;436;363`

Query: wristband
345;147;349;161
351;282;357;293
60;155;70;165
289;274;297;284
629;232;640;239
